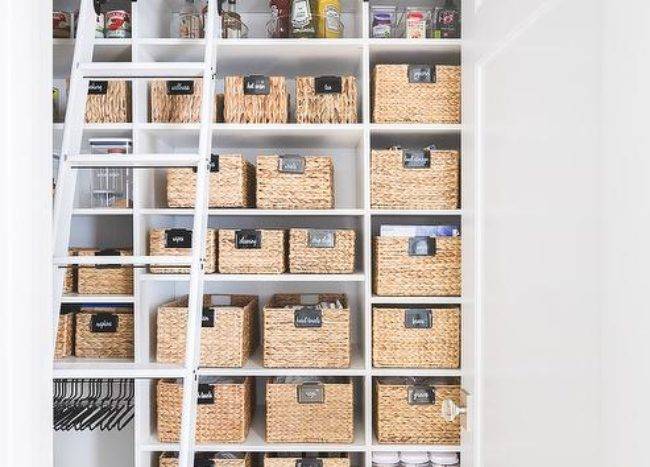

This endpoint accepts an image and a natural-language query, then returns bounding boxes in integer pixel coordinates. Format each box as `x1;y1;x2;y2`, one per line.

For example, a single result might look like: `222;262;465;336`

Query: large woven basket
218;229;286;274
160;452;252;467
85;80;131;123
157;294;258;367
150;79;202;123
263;294;350;368
166;154;255;208
372;64;461;124
371;148;460;210
264;454;350;467
289;229;356;274
372;307;461;368
77;249;134;295
157;377;254;443
63;248;79;294
148;228;217;274
295;76;358;124
373;236;461;296
265;378;354;443
224;75;288;124
74;307;134;359
55;309;75;359
374;378;461;445
256;155;334;210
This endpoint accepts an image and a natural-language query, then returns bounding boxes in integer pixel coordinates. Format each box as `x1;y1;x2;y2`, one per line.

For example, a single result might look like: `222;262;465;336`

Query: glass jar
372;451;400;467
89;138;132;209
429;452;459;467
400;451;430;467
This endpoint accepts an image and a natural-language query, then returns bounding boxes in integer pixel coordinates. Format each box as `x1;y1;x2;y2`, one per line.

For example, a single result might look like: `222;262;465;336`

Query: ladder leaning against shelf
50;1;217;466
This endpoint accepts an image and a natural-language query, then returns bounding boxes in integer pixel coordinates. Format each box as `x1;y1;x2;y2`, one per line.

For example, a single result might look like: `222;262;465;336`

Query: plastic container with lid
372;451;400;467
400;451;430;467
429;452;459;467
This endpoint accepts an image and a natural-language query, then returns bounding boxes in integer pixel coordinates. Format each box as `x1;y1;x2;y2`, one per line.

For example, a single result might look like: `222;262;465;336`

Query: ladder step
78;62;205;79
54;256;195;267
67;154;202;168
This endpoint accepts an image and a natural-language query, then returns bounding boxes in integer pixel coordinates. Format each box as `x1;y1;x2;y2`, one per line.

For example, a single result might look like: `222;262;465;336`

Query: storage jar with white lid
429;452;459;466
372;452;400;467
400;451;430;467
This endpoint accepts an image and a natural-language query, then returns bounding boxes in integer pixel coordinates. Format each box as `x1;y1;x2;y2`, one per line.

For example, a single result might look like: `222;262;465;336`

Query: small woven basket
218;229;286;274
295;76;358;124
55;310;75;359
160;452;252;467
263;294;350;368
85;80;132;123
371;148;460;210
157;377;254;443
373;236;461;296
75;307;134;359
256;155;334;210
77;249;134;295
374;378;461;445
372;64;461;124
264;454;350;467
224;76;289;124
289;229;355;274
63;248;79;294
150;79;202;123
372;307;461;368
166;154;255;208
265;378;354;443
157;294;258;367
148;228;217;274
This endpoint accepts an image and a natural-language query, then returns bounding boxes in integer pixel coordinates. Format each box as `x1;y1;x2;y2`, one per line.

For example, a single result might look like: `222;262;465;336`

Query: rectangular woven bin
289;229;356;274
77;249;134;295
372;64;461;124
374;378;461;445
75;307;134;359
166;154;255;208
150;79;203;123
160;452;252;467
257;155;334;210
373;236;461;296
263;294;350;368
55;309;75;359
156;377;254;443
157;294;258;367
218;229;286;274
63;248;79;294
224;75;288;124
85;80;132;123
295;76;358;124
371;148;460;210
265;378;354;443
264;454;350;467
372;307;461;368
149;228;217;274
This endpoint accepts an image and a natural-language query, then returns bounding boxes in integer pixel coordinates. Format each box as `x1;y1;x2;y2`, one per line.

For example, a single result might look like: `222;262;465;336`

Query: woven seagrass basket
264;454;350;467
374;377;461;445
372;64;461;124
256;155;334;210
157;294;258;367
150;79;202;123
224;75;289;124
77;249;134;295
166;154;255;208
55;309;75;359
218;229;286;274
373;236;461;296
75;307;134;359
63;248;79;294
371;148;460;210
289;229;355;274
263;294;350;368
157;377;254;443
295;76;358;124
148;228;217;274
372;306;461;368
160;452;252;467
85;80;131;123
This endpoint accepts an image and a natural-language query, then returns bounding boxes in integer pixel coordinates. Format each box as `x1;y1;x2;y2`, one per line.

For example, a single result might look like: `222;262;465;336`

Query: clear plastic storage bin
88;138;132;209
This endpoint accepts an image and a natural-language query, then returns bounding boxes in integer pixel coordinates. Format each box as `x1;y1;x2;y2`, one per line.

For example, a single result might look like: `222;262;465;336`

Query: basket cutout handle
297;382;325;404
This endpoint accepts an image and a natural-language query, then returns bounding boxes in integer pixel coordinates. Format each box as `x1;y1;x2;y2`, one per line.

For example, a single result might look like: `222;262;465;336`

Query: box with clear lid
88;138;132;209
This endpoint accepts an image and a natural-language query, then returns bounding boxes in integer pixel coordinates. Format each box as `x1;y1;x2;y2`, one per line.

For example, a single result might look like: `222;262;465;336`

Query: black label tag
88;81;109;95
408;65;436;83
202;307;215;328
405;309;432;328
243;75;270;95
165;229;192;249
308;229;335;248
408;237;436;256
166;80;194;95
297;460;323;467
192;154;220;174
297;383;324;404
403;150;431;169
90;313;118;333
294;307;323;328
278;155;305;174
315;76;342;94
197;384;214;405
408;386;436;405
235;230;261;249
95;248;120;269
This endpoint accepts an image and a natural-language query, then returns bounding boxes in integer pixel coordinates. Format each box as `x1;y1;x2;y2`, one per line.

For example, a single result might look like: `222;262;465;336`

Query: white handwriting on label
94;320;114;329
238;237;258;246
296;315;321;326
412;390;432;402
303;389;320;399
197;390;212;400
171;236;186;243
411;316;428;326
413;69;431;81
414;241;429;255
245;80;267;92
170;83;191;92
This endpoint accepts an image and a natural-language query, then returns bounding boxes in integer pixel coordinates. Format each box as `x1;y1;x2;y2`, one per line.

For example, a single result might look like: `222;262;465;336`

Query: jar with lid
400;451;430;467
88;138;132;208
172;0;203;38
372;452;400;467
429;452;459;467
291;0;317;38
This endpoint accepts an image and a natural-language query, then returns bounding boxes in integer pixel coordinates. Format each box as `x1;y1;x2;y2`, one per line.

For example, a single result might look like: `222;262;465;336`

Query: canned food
105;10;131;38
53;11;72;38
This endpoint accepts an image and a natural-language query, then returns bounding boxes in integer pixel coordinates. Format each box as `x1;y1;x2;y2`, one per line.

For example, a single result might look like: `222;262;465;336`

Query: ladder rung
67;154;201;168
54;256;195;267
78;62;206;78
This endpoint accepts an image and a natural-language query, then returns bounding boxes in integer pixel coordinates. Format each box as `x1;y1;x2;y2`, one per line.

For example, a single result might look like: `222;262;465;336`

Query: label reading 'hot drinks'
90;313;119;333
408;386;436;405
243;75;270;95
165;229;192;249
166;80;194;95
235;230;261;249
315;76;342;94
202;308;215;328
408;65;437;84
308;230;335;248
405;309;433;328
88;81;109;95
403;150;431;169
408;236;436;256
294;306;323;328
197;384;214;405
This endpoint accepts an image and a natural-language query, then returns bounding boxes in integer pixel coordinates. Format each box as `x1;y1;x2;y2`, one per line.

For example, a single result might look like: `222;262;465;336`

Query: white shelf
371;441;461;452
54;359;186;379
370;123;462;134
73;208;133;216
370;296;464;304
371;367;462;377
368;38;462;52
141;273;366;282
140;208;364;217
61;294;134;303
218;38;365;47
370;209;462;216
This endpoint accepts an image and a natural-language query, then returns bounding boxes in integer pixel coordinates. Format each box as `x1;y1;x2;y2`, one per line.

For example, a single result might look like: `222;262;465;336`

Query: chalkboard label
315;76;342;94
88;81;109;95
244;75;270;95
408;65;436;83
408;237;436;256
408;386;436;405
235;230;261;249
297;383;324;404
308;229;335;248
197;384;214;405
165;229;192;249
90;313;118;333
403;150;431;169
297;460;323;467
405;309;432;328
278;155;305;174
166;80;194;95
294;307;323;328
202;307;214;328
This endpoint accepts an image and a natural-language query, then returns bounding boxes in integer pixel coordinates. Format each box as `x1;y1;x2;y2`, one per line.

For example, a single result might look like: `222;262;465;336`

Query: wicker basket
372;307;461;368
63;248;79;294
160;452;252;467
148;228;217;274
295;76;358;124
256;155;334;210
218;229;286;274
74;307;134;359
263;294;350;368
289;229;356;274
264;454;350;467
166;154;255;208
157;294;258;367
150;79;202;123
224;75;289;124
374;377;461;445
157;377;254;443
55;308;75;359
85;80;131;123
77;249;134;295
265;378;354;443
371;148;460;210
373;236;461;296
372;64;461;124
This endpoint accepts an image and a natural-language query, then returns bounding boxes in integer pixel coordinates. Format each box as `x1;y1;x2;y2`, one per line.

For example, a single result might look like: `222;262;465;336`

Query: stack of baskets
148;228;218;273
85;80;132;123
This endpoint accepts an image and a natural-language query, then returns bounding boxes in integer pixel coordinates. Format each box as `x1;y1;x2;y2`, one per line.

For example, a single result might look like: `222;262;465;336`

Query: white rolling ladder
51;1;217;466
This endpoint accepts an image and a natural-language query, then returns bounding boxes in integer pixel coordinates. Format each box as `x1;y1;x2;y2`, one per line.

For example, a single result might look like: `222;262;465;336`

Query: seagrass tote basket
160;452;253;467
75;307;134;359
85;80;132;123
157;376;254;443
150;79;202;123
157;294;258;367
77;248;134;295
263;294;350;368
295;76;358;124
63;248;80;294
166;154;255;208
218;229;286;274
55;307;75;359
224;75;289;124
371;147;460;210
289;229;356;274
372;306;461;368
148;228;217;274
374;377;461;445
264;453;350;467
256;155;334;210
372;64;461;124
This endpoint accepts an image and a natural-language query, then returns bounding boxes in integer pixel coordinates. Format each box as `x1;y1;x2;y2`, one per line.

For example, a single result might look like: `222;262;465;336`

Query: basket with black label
289;228;356;274
218;229;286;274
77;248;134;295
74;306;134;359
150;79;203;123
224;75;289;124
264;453;350;467
295;75;358;124
148;228;217;274
85;80;132;123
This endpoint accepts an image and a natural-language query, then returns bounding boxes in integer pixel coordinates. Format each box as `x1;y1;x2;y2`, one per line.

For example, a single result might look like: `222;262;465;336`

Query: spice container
291;0;317;38
105;9;131;38
405;8;429;39
429;452;459;467
88;138;132;209
372;452;400;467
316;0;343;38
172;0;202;38
221;0;245;38
53;12;72;38
400;452;430;467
